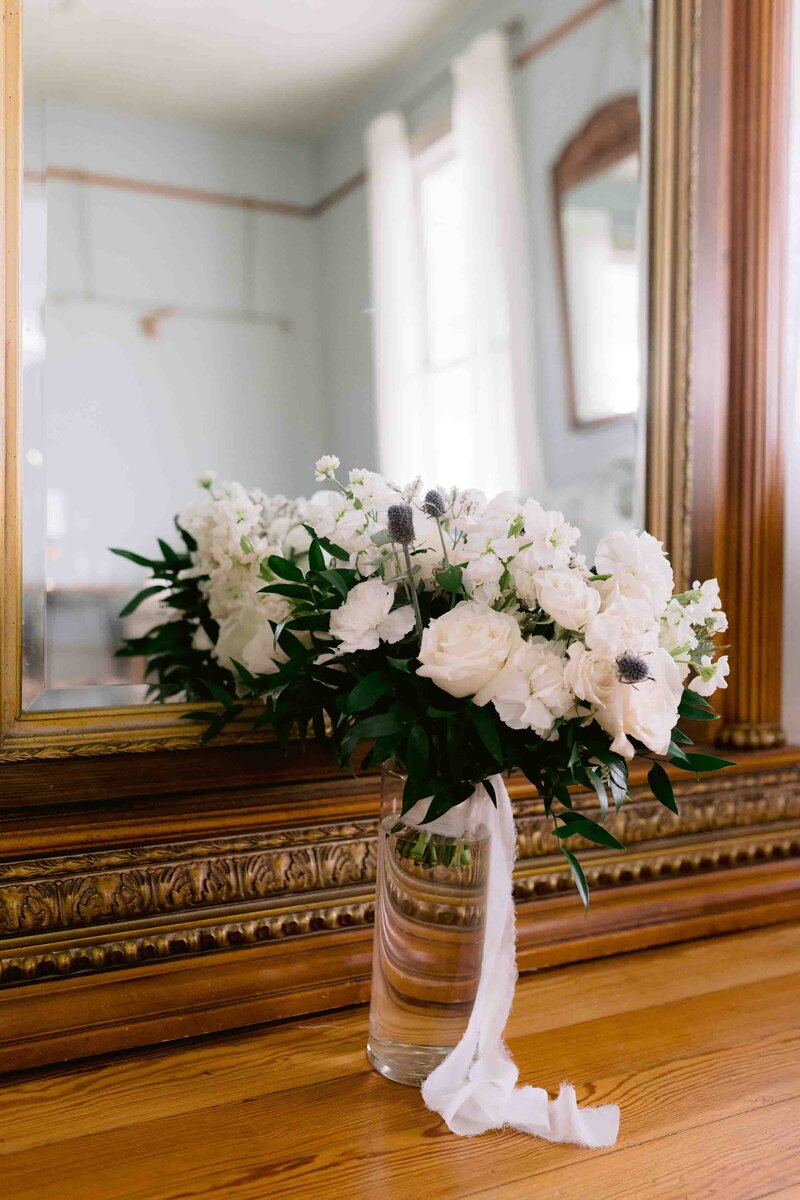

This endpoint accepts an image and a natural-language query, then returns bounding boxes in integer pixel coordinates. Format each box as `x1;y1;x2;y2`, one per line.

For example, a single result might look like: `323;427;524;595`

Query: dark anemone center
616;651;652;685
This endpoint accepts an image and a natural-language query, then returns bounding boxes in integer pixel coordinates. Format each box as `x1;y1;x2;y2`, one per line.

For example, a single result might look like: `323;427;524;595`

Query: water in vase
368;814;491;1086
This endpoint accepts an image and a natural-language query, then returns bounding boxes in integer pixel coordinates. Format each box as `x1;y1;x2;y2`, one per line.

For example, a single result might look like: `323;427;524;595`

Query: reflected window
554;95;641;426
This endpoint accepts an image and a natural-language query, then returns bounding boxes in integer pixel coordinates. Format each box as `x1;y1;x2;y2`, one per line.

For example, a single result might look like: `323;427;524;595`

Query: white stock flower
660;598;699;656
477;636;572;735
534;568;601;632
197;470;216;489
329;579;415;654
594;530;674;617
520;500;579;569
685;578;728;632
416;601;522;699
564;601;682;758
314;454;340;481
689;653;730;697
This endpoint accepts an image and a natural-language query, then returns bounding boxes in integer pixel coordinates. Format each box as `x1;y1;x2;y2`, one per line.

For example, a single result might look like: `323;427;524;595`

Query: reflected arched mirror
553;94;641;426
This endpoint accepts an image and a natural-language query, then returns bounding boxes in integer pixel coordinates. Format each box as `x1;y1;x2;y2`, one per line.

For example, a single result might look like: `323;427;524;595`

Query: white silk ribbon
406;776;620;1147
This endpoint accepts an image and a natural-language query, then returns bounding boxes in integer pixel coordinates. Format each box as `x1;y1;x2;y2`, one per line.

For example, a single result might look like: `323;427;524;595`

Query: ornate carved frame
1;0;798;1074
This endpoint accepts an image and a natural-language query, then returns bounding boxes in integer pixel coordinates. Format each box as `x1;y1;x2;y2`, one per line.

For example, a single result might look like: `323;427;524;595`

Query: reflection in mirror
553;95;641;425
20;0;650;711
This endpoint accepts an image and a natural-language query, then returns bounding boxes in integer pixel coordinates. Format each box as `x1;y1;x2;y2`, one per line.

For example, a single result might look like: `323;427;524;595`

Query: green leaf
554;812;625;850
468;703;503;765
109;547;162;570
562;847;590;910
606;755;628;811
118;584;167;618
157;538;181;565
585;765;608;815
240;534;255;556
308;539;326;573
648;762;679;813
419;781;474;823
303;526;349;561
436;564;465;596
202;679;236;709
387;656;411;673
668;741;693;768
230;659;258;690
347;712;409;742
342;671;392;714
267;555;304;583
259;582;312;601
672;752;737;774
671;727;693;745
406;723;429;781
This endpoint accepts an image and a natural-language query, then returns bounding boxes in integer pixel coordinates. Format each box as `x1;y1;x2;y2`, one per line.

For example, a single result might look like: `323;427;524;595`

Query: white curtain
364;112;427;483
452;29;543;497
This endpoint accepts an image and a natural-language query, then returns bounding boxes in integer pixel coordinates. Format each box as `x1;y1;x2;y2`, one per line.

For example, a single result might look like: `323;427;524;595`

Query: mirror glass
20;0;650;711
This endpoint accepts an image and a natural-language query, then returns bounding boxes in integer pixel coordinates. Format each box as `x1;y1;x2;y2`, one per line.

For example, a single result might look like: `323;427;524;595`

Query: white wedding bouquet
112;475;319;703
180;455;732;903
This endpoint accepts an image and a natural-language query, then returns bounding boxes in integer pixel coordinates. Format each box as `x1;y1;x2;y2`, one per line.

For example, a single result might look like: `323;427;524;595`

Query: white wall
25;102;327;588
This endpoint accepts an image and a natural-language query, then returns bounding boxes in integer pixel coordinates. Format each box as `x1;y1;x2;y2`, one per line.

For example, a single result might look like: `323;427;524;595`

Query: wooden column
717;0;790;748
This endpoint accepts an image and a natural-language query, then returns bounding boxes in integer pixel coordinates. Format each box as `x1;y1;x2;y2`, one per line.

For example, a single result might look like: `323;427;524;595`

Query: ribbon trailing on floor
408;775;620;1147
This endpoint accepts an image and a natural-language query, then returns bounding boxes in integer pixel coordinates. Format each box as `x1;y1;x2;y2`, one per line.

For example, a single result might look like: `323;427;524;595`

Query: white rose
534;568;601;632
416;601;522;699
463;553;505;605
329;579;415;654
478;636;573;735
594;530;674;617
564;643;618;711
689;653;730;697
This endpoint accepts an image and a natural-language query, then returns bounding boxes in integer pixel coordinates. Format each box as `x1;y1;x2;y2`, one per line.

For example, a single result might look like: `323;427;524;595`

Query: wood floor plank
2;925;800;1199
4;978;800;1197
2;923;798;1156
465;1097;800;1200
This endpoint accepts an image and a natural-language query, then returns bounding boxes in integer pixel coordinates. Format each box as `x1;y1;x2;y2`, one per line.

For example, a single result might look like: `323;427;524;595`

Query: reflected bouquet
195;454;732;904
111;475;319;703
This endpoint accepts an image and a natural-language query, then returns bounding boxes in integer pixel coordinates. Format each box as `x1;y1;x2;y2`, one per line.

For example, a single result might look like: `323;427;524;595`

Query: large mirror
3;0;695;748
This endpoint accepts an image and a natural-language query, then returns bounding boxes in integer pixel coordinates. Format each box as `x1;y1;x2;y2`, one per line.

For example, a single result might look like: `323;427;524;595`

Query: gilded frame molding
0;0;697;760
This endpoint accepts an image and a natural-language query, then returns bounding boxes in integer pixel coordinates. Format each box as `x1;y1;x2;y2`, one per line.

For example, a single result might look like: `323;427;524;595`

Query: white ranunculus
477;636;573;735
689;653;730;697
594;530;674;617
329;579;415;654
534;568;601;632
416;601;522;699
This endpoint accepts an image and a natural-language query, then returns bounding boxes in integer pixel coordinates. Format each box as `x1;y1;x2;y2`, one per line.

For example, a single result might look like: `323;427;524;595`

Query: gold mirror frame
0;0;697;761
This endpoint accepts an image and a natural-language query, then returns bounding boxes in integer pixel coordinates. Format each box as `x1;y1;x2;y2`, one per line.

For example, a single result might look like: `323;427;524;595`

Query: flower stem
400;542;424;642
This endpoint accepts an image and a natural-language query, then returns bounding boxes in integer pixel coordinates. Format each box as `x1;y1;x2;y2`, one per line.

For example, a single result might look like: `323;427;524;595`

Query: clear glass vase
367;765;491;1086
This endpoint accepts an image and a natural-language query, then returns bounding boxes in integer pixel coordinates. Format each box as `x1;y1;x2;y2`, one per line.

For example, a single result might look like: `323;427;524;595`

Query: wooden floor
2;924;800;1199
